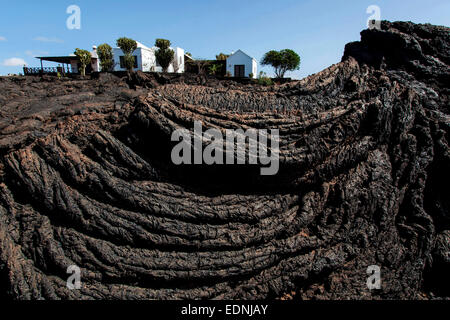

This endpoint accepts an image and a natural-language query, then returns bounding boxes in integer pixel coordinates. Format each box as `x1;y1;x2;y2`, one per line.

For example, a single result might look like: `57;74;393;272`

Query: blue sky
0;0;449;77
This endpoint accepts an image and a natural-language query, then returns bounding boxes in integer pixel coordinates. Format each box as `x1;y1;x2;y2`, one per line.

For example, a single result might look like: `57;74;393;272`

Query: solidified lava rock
0;21;448;300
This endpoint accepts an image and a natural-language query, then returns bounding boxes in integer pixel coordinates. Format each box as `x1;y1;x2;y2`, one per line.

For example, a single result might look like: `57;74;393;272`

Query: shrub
155;38;175;72
208;62;225;76
74;48;91;76
97;43;114;72
116;37;137;72
257;71;273;86
216;53;230;61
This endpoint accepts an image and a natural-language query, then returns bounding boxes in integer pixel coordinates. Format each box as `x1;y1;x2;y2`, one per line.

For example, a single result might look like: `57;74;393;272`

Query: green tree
155;38;175;72
215;53;230;61
116;37;137;72
74;48;91;76
261;49;300;78
97;44;114;72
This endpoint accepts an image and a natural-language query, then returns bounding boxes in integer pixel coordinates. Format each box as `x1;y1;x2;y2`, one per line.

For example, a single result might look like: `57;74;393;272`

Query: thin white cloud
0;36;6;41
33;36;64;43
2;57;27;67
25;50;49;57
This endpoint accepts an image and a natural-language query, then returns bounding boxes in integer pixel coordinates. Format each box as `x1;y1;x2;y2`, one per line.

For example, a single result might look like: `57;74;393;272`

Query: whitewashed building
226;50;257;78
112;41;185;73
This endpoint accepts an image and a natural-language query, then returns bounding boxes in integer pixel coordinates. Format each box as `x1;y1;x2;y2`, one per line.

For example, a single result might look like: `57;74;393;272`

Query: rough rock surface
0;21;448;300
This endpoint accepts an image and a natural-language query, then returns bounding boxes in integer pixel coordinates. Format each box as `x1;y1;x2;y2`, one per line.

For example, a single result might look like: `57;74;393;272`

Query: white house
226;50;257;78
71;46;100;73
112;41;185;73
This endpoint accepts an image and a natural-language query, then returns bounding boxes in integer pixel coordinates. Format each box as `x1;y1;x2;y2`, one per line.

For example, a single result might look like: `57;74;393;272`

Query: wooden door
234;65;245;77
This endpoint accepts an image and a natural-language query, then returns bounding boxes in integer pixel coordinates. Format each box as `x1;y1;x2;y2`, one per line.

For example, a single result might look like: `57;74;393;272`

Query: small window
119;56;138;68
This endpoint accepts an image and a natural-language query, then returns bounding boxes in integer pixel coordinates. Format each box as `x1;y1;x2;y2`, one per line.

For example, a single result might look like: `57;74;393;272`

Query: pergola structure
36;55;78;74
23;46;99;76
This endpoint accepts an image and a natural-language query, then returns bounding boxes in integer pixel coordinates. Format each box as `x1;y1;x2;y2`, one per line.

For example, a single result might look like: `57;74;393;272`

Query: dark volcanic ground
0;21;449;300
